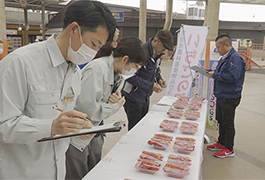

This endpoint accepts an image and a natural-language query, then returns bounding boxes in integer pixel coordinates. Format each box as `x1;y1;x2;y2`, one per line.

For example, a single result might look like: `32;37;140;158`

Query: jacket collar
225;47;236;60
46;34;79;71
46;34;67;68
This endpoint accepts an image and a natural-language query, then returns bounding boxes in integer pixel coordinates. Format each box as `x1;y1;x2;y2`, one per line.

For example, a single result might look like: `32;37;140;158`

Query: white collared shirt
0;35;81;179
222;51;229;60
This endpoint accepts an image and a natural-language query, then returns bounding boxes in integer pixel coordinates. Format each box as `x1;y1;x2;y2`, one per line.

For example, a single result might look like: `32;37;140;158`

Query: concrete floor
102;60;265;180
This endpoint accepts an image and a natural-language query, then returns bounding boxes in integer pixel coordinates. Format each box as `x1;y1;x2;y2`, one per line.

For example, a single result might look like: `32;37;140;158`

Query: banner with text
166;25;209;97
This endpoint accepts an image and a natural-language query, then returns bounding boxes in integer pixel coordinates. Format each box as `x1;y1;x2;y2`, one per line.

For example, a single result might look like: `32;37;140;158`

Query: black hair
95;37;149;66
215;34;232;46
63;0;117;42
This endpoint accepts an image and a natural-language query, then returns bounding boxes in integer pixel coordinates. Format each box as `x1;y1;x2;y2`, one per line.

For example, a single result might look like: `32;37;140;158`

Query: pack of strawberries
172;96;190;109
168;96;204;120
135;150;192;179
180;121;199;135
147;134;173;150
159;119;179;132
172;137;196;155
135;151;164;174
167;108;184;119
184;110;200;121
187;97;205;111
163;154;192;179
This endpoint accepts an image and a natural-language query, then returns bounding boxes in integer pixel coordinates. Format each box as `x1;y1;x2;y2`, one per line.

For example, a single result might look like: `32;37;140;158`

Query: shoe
214;147;235;158
207;141;224;151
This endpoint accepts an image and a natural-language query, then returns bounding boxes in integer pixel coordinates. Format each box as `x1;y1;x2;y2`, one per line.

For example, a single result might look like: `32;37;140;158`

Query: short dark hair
95;37;149;66
63;0;117;42
215;34;232;46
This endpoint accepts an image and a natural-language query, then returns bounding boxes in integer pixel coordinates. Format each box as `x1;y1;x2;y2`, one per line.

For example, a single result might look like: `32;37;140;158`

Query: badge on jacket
64;94;75;103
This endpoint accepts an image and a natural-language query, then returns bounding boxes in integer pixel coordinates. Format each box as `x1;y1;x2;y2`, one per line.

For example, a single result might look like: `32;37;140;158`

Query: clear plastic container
180;127;198;135
166;168;190;179
168;154;192;162
160;119;179;132
148;138;171;150
167;108;183;119
187;103;202;110
184;110;200;121
140;151;164;161
190;97;205;103
173;143;195;155
163;163;190;172
173;101;188;109
180;122;198;135
148;134;173;150
135;158;161;174
173;138;196;155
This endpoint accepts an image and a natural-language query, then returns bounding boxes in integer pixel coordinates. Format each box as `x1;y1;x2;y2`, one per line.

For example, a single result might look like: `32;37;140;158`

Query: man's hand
78;120;96;140
117;96;126;108
51;110;93;136
153;83;163;93
158;79;167;88
207;71;214;78
108;91;120;104
108;91;126;108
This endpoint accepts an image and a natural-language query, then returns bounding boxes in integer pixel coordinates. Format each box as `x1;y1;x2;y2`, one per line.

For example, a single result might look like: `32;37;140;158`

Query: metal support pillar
41;0;46;41
139;0;147;42
163;0;173;30
0;0;8;59
24;8;29;45
203;0;220;40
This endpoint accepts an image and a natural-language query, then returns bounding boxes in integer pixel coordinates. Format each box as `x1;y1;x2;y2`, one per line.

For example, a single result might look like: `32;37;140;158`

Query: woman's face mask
67;27;97;65
122;63;138;76
0;48;3;55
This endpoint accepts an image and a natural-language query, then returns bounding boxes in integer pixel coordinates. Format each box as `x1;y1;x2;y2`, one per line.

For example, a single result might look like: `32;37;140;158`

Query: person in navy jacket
207;34;246;158
121;29;174;130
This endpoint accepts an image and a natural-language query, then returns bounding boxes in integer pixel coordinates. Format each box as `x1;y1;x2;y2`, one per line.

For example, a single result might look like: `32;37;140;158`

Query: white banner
166;25;209;97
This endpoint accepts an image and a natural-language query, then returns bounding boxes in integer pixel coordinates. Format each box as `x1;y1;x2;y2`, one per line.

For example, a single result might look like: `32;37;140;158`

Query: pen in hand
51;106;95;139
52;105;89;122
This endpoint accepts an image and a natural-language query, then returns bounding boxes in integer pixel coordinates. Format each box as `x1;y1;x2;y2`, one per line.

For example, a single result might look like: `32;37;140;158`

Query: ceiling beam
193;0;265;5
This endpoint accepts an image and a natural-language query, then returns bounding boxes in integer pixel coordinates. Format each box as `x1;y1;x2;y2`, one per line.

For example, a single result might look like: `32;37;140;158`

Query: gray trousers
65;134;104;180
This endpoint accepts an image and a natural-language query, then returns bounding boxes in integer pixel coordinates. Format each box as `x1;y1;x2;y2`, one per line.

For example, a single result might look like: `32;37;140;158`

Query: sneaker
207;141;224;151
214;147;235;158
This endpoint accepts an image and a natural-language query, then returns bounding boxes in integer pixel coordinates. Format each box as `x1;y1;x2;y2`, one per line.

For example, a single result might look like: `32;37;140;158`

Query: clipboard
38;121;126;142
190;66;210;78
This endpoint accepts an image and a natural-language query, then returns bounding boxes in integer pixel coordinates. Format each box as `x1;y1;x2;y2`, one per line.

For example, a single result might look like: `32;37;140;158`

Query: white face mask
67;27;97;65
122;63;138;76
0;48;3;55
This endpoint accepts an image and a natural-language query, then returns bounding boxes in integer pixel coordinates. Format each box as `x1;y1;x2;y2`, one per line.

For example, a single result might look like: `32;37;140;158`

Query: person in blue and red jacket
121;29;174;130
207;34;246;158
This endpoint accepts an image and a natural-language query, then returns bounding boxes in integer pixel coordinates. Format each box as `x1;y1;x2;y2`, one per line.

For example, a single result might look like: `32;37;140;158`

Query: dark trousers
65;134;104;180
216;97;241;151
123;97;149;130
